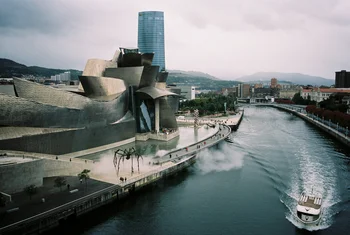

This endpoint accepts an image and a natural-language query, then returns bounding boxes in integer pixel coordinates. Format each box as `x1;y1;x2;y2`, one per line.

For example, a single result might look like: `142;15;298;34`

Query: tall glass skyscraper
138;11;165;71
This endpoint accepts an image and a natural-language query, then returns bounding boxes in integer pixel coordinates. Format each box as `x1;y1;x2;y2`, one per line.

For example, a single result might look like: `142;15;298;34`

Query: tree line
179;92;237;116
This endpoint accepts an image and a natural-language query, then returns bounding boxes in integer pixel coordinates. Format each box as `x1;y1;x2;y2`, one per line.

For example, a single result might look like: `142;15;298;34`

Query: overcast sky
1;0;349;80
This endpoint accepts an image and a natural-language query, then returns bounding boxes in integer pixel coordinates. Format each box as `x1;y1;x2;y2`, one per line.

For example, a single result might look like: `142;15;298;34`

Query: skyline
1;0;349;80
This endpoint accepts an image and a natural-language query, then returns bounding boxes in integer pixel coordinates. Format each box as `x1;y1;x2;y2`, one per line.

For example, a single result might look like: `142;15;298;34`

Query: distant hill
0;58;82;80
167;70;240;90
0;58;240;90
168;70;220;80
235;72;334;86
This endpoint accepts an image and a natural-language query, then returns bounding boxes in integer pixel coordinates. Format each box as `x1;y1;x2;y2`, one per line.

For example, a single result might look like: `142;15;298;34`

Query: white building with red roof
301;87;350;103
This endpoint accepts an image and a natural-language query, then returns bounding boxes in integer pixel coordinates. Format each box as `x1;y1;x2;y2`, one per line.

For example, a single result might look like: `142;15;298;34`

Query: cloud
0;0;349;79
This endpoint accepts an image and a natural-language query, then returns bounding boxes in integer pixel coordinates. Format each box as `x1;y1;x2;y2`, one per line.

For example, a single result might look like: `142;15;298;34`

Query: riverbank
176;110;244;131
0;124;231;234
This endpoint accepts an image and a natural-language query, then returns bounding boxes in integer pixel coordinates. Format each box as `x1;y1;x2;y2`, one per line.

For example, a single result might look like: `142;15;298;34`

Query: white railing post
346;127;348;137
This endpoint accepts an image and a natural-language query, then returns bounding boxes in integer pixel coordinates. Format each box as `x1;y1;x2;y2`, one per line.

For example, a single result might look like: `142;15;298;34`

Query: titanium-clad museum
0;48;179;155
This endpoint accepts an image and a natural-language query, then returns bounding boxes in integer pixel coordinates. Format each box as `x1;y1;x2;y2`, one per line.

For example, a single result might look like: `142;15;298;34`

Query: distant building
177;86;196;100
236;84;250;98
270;78;278;88
50;71;71;82
138;11;165;71
301;87;350;102
254;83;263;89
279;89;300;99
335;70;350;88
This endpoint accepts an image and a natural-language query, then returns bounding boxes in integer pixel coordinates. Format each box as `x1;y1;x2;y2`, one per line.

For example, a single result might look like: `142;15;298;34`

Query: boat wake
280;144;341;231
195;143;244;174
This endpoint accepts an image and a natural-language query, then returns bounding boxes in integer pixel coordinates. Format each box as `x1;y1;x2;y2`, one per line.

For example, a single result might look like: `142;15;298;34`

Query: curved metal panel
79;76;126;99
0;86;129;128
104;67;144;87
82;59;117;77
136;86;179;100
157;71;168;82
112;49;121;63
13;78;90;109
139;66;159;88
159;98;178;129
141;53;154;66
165;87;181;113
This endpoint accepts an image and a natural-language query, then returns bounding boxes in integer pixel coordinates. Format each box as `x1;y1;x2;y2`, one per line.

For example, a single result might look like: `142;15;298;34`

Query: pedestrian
80;179;83;184
70;158;71;162
55;156;58;160
67;184;70;190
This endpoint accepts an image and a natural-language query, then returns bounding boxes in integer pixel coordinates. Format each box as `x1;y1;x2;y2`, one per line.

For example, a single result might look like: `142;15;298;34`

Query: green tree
78;169;90;190
54;176;67;192
292;92;304;104
24;185;37;200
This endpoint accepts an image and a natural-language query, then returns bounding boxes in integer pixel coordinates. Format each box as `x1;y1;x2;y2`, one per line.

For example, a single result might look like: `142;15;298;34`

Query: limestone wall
0;158;44;194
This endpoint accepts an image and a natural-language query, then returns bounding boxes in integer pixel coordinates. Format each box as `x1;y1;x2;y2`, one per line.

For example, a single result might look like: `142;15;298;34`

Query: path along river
46;105;350;235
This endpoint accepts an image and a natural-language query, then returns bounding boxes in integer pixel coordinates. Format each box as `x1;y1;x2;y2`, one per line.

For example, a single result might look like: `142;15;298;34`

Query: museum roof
136;86;179;99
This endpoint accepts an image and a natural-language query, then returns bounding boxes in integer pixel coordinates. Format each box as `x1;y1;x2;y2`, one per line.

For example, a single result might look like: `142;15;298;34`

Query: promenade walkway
0;177;113;227
0;124;231;230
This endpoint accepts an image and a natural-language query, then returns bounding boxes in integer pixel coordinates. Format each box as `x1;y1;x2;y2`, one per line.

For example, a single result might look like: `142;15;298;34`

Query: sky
0;0;349;80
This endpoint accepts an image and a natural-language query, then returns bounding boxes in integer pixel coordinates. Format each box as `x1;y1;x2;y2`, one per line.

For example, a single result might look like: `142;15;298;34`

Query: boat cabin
296;194;322;223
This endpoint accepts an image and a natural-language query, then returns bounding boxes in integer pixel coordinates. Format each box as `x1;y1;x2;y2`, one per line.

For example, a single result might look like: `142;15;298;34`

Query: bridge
237;97;274;104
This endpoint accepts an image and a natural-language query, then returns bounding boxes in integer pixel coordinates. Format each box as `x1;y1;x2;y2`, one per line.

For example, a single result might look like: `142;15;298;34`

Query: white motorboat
296;192;323;225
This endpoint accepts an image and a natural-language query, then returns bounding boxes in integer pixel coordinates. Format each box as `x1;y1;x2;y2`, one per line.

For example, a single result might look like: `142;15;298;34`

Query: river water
54;106;348;235
2;86;349;235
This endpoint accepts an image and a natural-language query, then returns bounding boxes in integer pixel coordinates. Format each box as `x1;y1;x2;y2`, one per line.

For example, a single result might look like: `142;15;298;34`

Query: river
2;88;349;234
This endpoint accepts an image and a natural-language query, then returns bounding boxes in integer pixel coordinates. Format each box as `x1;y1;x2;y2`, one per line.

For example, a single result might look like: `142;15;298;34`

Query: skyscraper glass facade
138;11;165;71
